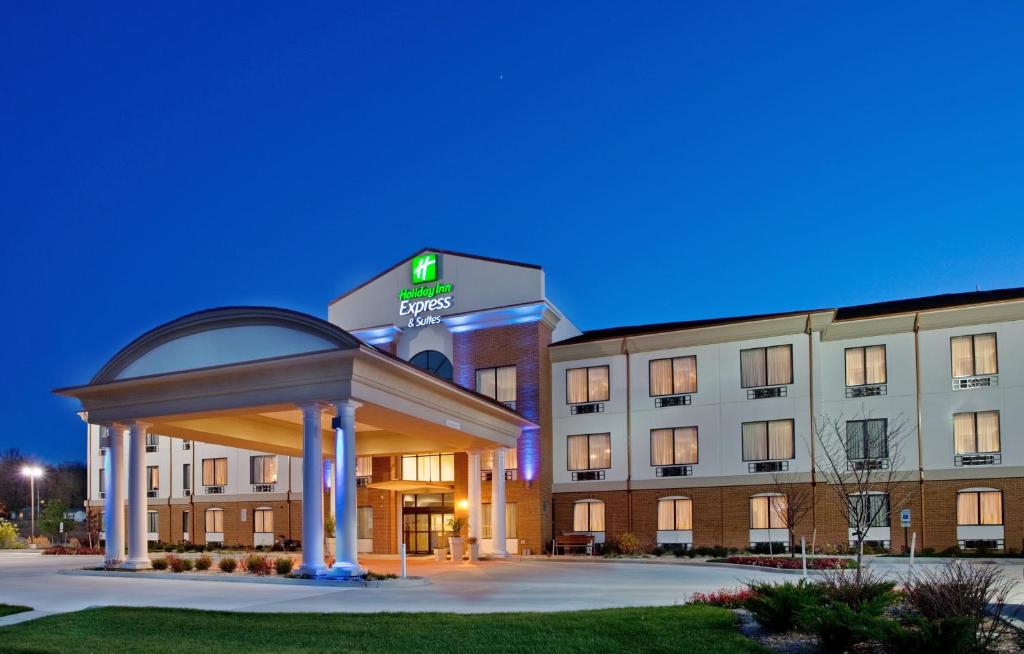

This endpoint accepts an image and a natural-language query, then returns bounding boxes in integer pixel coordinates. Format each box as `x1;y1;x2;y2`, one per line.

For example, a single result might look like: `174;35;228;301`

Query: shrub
879;614;978;654
745;580;823;633
194;554;213;571
181;558;194;571
816;566;897;610
274;557;294;575
218;557;238;573
167;555;185;572
42;546;104;555
0;518;19;548
246;555;274;576
151;557;169;570
689;587;757;608
364;571;399;580
799;599;888;652
616;532;641;555
748;542;788;555
722;556;853;570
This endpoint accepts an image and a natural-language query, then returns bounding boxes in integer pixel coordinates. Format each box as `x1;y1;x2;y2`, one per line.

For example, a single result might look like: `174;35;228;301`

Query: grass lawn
0;604;32;618
0;605;766;654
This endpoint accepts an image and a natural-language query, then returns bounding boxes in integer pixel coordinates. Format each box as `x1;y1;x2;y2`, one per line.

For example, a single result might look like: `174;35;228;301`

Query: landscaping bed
709;556;855;570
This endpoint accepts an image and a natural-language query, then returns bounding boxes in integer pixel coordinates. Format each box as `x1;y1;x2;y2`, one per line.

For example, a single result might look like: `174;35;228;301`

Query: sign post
900;508;911;556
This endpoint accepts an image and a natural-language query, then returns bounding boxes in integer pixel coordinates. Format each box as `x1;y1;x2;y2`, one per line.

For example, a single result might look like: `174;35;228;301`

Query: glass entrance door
402;493;454;554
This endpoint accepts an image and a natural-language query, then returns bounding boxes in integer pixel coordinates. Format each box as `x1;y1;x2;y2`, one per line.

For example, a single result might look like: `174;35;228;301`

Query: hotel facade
71;250;1024;569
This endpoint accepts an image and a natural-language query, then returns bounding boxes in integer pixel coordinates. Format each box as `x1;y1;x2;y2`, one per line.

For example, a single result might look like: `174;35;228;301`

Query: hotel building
69;249;1024;569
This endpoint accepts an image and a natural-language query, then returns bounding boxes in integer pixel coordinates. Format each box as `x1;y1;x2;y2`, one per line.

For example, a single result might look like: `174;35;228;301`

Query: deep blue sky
2;3;1023;462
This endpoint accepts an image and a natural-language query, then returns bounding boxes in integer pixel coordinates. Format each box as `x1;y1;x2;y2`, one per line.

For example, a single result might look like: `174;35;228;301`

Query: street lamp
21;466;43;545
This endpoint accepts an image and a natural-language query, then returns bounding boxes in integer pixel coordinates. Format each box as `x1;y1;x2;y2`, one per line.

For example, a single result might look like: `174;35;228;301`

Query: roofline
328;247;542;305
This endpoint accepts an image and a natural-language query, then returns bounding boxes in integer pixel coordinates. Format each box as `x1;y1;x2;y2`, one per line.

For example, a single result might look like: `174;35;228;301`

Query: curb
58;568;430;588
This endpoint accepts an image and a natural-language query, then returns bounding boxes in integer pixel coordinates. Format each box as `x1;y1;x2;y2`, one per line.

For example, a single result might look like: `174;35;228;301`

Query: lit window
649;356;697;396
955;411;1000;454
356;456;373;479
253;508;273;533
651;427;698;466
566;366;610;404
357;507;373;539
951;334;997;377
476;366;517;407
957;490;1002;526
202;458;227;486
205;508;224;533
750;495;788;529
740;345;793;388
742;420;794;461
657;497;692;531
572;500;605;532
845;346;886;386
846;419;888;460
481;503;517;539
481;448;518;471
146;466;159;491
401;453;455;482
249;455;277;484
567;433;611;470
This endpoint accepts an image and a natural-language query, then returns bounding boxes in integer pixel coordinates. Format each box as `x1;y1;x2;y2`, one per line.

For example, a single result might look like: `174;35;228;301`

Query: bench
552;533;595;555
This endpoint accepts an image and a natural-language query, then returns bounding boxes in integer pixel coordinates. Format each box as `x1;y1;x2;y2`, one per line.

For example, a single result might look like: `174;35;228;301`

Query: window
146;466;159;491
249;455;278;484
957;490;1002;526
567;433;611;470
951;333;997;378
481;448;518;471
650;427;698;466
145;433;159;451
476;366;517;407
750;495;788;529
356;456;373;479
254;508;273;533
182;464;191;491
955;411;1001;454
182;511;190;534
849;493;890;528
649;356;697;396
401;453;455;482
481;503;518;539
409;350;453;382
98;468;105;493
845;346;886;386
147;511;158;533
657;497;692;531
205;508;224;533
740;345;793;388
566;365;610;404
202;458;227;486
357;507;373;539
846;419;888;460
742;420;795;461
572;500;605;532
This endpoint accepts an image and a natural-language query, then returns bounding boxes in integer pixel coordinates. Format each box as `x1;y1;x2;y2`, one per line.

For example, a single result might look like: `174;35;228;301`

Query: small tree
767;472;814;556
39;499;69;542
0;517;18;548
86;509;101;548
814;410;917;579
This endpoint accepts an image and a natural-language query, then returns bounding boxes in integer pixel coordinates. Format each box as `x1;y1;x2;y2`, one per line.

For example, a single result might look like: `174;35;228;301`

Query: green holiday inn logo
410;252;439;285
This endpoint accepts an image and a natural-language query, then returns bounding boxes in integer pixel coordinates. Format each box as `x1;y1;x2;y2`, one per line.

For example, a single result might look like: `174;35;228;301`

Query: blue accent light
444;303;547;334
520;427;541;481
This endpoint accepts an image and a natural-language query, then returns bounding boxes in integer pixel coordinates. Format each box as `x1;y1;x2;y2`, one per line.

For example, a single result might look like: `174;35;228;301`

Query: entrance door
402;493;453;554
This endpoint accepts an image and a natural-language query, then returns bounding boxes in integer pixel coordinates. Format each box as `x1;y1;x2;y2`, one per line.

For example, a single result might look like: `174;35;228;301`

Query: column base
121;557;152;571
489;550;509;558
295;563;327;578
325;561;364;579
104;557;125;568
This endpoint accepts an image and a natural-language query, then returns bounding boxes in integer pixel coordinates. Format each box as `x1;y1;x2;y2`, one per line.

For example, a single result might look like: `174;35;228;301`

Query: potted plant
468;535;479;561
324;514;336;555
447;517;467;562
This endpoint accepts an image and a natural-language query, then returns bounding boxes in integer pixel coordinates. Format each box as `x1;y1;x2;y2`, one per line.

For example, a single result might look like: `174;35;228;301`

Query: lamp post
21;466;43;545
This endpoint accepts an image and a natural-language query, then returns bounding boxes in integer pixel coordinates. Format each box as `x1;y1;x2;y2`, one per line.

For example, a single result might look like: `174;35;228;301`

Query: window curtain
650;359;673;396
401;456;417;480
589;433;611;469
980;491;1002;525
215;458;227;485
206;509;223;533
573;502;590;531
750;496;768;529
147;466;159;490
846;421;866;460
871;494;890;527
588;367;610;402
769;496;788;529
673;356;697;393
743;422;768;460
255;509;273;533
566;368;588;403
651;429;674;465
957;493;979;525
588;502;605;532
357;507;372;539
768;420;794;459
865;345;886;383
675;427;698;464
973;334;997;375
954;413;977;454
568;435;590;470
147;512;158;533
505;503;517;538
476;369;496;399
846;348;865;386
767;345;792;385
482;504;492;538
496;366;517;403
866;419;888;458
505;447;518;470
440;454;455;481
356;456;373;477
657;499;674;530
676;499;693;530
951;336;974;377
976;411;1000;453
741;349;766;388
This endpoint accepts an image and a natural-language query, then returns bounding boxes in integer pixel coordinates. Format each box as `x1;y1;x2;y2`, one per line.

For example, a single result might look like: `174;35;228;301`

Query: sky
2;2;1023;463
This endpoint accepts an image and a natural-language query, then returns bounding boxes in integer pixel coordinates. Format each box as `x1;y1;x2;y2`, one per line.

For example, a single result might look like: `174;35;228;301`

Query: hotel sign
398;252;455;328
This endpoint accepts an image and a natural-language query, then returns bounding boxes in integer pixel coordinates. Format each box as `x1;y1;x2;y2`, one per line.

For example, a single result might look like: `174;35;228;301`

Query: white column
327;460;336;520
123;421;151;570
297;403;326;577
103;424;126;566
490;447;508;557
329;399;363;577
467;450;482;543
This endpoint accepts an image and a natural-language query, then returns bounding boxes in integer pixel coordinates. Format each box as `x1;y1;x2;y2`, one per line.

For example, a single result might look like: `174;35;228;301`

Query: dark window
846;419;888;460
409;350;453;382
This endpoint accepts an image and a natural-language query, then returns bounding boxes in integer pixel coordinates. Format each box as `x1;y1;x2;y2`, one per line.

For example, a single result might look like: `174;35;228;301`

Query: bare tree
814;410;917;578
767;472;814;556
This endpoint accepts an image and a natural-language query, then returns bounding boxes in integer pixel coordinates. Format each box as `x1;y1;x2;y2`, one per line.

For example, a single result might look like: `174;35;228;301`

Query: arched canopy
93;307;360;383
